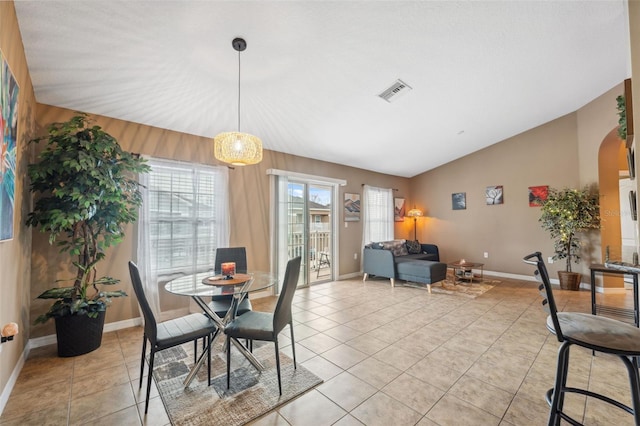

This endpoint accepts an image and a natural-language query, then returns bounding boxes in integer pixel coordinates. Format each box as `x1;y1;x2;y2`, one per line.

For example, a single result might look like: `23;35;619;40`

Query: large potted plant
27;113;150;356
539;187;600;290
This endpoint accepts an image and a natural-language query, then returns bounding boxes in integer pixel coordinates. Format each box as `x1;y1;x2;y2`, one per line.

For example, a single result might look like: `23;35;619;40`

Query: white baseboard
339;271;362;280
28;316;144;350
0;344;27;417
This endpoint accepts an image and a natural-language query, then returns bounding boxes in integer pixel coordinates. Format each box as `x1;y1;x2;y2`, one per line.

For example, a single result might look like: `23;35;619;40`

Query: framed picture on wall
0;51;19;242
528;185;548;207
344;192;360;222
452;192;466;210
486;185;503;205
394;197;406;221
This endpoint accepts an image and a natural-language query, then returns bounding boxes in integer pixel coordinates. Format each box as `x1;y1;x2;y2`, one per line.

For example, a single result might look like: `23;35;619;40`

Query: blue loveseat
362;240;447;292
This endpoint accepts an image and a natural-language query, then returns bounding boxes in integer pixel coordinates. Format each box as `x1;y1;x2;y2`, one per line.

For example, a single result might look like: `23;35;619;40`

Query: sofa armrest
420;244;440;262
362;247;396;279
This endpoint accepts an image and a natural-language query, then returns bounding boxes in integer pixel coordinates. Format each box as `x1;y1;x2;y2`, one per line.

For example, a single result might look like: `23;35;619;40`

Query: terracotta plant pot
558;271;581;291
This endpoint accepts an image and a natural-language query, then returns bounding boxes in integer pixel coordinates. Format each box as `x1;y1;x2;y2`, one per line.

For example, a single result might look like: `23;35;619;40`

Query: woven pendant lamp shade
214;131;262;166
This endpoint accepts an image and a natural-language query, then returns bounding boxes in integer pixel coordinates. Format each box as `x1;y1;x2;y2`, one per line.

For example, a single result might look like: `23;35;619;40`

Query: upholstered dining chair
210;247;252;318
128;261;218;413
523;252;640;425
224;256;301;394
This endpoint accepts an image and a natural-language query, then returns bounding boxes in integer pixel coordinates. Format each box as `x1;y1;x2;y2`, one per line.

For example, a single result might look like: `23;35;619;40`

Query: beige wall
0;2;36;402
409;82;623;280
30;104;410;338
410;112;584;277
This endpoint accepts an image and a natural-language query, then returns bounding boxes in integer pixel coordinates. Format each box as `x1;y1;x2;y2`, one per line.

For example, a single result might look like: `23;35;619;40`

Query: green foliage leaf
539;187;600;272
617;95;627;141
27;113;150;324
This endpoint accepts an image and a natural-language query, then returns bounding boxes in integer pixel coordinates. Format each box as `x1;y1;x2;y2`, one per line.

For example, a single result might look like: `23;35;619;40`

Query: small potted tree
27;113;150;356
539;187;600;290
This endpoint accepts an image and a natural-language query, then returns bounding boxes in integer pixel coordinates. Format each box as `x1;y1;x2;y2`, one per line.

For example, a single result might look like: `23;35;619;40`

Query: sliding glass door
270;170;343;290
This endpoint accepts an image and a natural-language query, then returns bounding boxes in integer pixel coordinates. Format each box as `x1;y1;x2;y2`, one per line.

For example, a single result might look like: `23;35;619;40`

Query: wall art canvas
528;185;548;207
0;52;18;242
344;192;360;222
486;185;503;205
394;197;406;221
452;192;466;210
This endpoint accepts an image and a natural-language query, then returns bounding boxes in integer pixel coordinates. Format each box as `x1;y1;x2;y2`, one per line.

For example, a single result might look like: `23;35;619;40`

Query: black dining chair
224;256;301;394
210;247;252;318
523;252;640;425
128;261;218;413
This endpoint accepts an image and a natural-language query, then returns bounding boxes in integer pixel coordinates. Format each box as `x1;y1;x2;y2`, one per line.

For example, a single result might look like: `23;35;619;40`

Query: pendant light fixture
214;37;263;166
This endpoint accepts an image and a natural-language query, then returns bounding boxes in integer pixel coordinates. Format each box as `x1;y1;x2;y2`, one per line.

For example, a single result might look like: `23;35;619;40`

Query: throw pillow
381;240;408;256
406;240;421;254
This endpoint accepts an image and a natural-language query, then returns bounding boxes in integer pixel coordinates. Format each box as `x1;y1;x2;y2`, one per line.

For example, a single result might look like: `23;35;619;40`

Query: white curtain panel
361;184;394;250
136;157;229;317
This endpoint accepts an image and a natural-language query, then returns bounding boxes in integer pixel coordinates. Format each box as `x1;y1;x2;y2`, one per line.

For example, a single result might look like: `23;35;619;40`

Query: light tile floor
1;275;638;425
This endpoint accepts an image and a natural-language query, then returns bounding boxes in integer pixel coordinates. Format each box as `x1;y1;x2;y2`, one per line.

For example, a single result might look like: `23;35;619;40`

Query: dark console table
590;263;639;327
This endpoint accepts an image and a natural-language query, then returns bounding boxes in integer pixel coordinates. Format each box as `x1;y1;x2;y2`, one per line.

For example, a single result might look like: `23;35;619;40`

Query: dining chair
523;252;640;425
210;247;252;318
224;256;301;394
128;261;218;413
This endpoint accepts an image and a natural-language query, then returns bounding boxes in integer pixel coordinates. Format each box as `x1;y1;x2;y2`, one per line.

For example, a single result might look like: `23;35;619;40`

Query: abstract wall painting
486;185;503;205
394;197;406;222
0;51;18;242
528;185;549;207
344;192;360;222
452;192;466;210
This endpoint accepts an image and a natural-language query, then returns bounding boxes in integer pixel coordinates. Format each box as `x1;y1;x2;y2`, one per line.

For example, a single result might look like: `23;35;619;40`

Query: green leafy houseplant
539;187;600;273
617;94;627;141
27;114;150;324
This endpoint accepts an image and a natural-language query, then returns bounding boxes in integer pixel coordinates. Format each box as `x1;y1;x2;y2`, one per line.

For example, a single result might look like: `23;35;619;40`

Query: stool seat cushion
548;312;640;355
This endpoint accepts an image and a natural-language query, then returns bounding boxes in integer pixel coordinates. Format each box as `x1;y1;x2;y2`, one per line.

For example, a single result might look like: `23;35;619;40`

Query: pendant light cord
237;47;241;132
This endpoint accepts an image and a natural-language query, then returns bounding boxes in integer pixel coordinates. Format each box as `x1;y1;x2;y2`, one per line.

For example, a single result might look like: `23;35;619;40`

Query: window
145;159;229;276
137;157;229;315
362;185;394;245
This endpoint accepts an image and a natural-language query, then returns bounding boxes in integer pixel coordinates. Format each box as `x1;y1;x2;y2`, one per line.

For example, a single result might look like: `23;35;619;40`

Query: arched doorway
598;127;632;290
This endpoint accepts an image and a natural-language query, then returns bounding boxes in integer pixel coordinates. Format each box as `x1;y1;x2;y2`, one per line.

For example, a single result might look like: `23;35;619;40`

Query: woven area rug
400;279;498;298
152;340;323;426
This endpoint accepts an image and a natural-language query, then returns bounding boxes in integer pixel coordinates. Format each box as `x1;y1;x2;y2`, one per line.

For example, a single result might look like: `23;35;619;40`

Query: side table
447;261;484;284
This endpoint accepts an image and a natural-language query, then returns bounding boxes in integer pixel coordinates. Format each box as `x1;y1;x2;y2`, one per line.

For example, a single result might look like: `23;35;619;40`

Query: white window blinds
137;157;229;315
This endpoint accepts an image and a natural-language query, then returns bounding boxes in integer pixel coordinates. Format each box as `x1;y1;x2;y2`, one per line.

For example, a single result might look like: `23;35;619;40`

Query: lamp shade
407;208;423;218
214;131;263;166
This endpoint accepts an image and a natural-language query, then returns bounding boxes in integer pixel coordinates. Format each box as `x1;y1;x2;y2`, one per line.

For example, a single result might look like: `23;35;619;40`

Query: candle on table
221;262;236;277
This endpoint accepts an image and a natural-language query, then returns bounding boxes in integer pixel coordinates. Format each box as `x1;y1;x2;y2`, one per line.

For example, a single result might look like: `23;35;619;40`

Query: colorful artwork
0;52;18;242
486;185;503;205
394;197;406;222
528;185;549;207
452;192;466;210
344;192;360;222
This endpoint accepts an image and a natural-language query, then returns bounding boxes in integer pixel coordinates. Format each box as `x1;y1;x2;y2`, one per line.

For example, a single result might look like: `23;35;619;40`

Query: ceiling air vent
378;79;412;103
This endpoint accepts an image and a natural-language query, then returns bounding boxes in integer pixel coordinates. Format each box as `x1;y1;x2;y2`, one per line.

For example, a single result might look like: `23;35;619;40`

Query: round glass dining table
164;271;276;387
164;271;275;301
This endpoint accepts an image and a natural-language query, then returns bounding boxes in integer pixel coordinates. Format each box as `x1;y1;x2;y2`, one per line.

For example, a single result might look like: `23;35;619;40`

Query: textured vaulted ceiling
14;1;631;177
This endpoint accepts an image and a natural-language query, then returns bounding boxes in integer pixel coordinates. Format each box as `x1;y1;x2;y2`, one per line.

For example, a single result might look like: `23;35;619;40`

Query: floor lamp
407;208;423;240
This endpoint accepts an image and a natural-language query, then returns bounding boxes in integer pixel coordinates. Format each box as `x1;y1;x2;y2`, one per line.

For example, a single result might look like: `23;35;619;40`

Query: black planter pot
54;311;106;357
